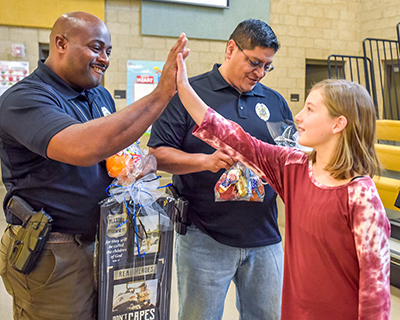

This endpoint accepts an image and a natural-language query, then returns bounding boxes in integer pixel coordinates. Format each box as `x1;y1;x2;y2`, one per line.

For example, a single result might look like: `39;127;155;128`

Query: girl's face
295;88;340;150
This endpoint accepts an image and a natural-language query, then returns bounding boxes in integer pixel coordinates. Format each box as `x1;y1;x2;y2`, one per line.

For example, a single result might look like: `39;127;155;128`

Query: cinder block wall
0;26;49;74
103;0;400;115
268;0;362;115
1;0;399;113
104;0;227;112
360;0;400;40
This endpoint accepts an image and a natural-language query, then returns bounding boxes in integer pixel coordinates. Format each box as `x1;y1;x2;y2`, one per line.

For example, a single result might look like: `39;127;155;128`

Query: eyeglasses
235;41;274;73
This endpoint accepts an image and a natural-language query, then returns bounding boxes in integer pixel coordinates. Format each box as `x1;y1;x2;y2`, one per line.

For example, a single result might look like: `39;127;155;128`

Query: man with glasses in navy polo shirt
0;11;188;320
149;19;292;320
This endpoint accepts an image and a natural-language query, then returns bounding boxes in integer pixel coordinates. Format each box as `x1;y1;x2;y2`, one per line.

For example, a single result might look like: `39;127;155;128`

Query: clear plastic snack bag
213;119;312;203
106;141;157;186
214;162;265;202
267;119;313;152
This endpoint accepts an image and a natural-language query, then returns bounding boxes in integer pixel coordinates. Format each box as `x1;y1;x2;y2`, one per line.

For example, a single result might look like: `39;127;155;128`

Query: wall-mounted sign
0;60;29;96
142;0;269;41
127;60;165;136
114;90;126;99
143;0;229;8
290;94;300;102
127;60;165;105
11;44;26;57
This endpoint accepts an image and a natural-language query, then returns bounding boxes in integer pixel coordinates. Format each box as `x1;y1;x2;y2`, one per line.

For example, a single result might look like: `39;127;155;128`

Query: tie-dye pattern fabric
193;108;391;319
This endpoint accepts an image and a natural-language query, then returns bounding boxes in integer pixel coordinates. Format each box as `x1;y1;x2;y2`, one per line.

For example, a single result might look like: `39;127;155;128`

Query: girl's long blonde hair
308;79;379;179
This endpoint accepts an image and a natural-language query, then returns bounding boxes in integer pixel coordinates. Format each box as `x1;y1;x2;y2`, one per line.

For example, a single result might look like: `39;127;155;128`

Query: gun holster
166;185;190;235
6;196;53;274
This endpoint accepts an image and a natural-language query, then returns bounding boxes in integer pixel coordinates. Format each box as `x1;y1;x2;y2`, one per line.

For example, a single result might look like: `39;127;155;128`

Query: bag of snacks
214;162;265;202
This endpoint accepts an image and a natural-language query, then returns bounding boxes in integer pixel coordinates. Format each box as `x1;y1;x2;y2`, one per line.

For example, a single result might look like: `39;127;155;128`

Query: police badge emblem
255;103;270;121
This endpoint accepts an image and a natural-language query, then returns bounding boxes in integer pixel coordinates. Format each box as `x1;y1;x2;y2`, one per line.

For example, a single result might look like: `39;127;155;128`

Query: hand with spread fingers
157;33;190;99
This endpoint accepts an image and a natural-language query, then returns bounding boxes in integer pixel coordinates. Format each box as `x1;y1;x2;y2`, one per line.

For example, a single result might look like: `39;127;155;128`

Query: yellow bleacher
374;120;400;212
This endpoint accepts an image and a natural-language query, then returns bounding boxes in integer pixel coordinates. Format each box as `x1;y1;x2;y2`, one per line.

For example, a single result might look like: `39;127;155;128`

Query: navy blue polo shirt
148;64;293;247
0;60;115;238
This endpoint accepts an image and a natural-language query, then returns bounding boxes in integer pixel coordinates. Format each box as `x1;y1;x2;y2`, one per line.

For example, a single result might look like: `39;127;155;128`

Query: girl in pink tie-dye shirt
174;53;391;319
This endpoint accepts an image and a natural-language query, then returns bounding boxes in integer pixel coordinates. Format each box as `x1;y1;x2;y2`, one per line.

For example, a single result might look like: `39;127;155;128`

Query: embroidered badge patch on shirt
102;106;112;117
255;103;270;121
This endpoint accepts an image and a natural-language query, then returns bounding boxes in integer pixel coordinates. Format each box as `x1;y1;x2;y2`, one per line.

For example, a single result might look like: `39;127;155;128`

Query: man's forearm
47;87;173;166
149;147;207;175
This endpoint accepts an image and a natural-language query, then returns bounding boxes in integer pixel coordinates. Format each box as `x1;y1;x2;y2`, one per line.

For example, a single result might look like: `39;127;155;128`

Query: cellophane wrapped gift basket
97;142;175;320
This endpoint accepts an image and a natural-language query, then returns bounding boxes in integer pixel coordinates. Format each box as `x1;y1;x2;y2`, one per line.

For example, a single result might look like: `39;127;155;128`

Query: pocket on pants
0;228;56;292
0;228;13;276
0;228;16;296
26;242;96;319
25;247;56;291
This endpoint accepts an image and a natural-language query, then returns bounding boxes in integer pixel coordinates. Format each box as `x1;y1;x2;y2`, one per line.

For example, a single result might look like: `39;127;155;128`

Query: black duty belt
10;225;75;243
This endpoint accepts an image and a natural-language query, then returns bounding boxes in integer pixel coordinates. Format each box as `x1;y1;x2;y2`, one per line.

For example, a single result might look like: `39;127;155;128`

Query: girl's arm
349;179;391;319
176;52;208;126
175;51;302;198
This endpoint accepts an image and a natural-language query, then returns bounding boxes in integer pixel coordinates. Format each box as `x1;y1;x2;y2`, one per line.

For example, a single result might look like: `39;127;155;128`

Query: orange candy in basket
106;153;134;178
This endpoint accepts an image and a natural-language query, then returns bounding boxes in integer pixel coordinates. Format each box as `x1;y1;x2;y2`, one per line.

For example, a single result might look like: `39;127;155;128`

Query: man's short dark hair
229;19;280;53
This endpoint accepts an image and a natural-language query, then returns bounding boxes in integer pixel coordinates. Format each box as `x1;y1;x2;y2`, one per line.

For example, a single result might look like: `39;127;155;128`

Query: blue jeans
175;224;283;320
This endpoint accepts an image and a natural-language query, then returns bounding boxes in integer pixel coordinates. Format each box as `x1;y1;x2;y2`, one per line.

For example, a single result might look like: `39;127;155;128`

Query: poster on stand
98;193;175;320
0;61;29;96
126;60;165;136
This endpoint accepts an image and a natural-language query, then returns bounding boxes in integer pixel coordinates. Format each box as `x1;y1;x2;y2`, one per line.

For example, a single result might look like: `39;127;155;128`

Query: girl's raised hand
176;52;208;125
176;52;190;91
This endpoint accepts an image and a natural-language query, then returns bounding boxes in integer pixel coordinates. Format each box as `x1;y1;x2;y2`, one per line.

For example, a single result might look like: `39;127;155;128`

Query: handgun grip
7;196;35;225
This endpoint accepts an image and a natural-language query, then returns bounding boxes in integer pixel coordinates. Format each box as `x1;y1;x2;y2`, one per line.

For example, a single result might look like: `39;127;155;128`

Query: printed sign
0;61;29;96
127;60;164;105
127;60;165;136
